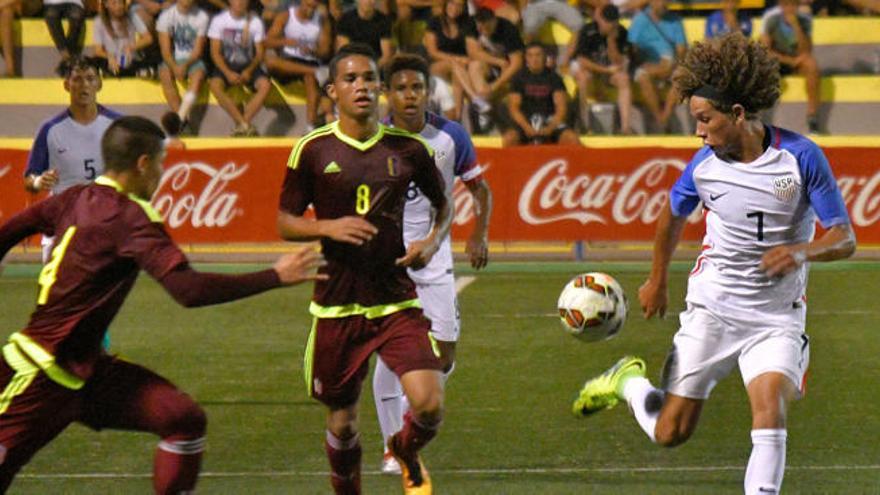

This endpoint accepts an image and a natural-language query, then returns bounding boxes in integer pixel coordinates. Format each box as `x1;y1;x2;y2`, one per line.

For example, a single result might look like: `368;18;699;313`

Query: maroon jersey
280;122;446;309
0;176;187;379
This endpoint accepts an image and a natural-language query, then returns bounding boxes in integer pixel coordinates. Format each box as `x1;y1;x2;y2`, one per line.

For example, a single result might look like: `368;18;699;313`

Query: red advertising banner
2;145;880;244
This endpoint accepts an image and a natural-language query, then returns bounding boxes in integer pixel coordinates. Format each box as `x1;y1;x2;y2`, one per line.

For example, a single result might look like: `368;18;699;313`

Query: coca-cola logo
152;161;246;229
836;171;880;227
516;158;700;226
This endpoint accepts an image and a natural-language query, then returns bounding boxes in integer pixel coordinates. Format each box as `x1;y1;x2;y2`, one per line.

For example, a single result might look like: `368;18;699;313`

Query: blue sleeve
627;14;645;44
25;123;51;177
450;125;477;176
798;143;849;228
673;18;687;45
669;147;711;217
705;12;720;38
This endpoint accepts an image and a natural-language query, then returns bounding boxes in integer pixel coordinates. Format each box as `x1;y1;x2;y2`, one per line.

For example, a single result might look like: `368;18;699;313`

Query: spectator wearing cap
564;3;633;134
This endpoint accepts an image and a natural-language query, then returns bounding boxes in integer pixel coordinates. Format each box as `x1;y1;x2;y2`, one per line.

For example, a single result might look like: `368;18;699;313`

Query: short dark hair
59;56;102;79
328;43;378;83
474;7;495;22
101;116;166;172
600;3;620;22
384;53;430;86
525;41;546;53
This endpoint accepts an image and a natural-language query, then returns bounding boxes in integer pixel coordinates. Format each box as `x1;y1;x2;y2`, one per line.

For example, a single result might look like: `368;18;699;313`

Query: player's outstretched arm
158;247;327;308
638;203;687;319
277;211;378;245
464;178;492;270
760;223;856;278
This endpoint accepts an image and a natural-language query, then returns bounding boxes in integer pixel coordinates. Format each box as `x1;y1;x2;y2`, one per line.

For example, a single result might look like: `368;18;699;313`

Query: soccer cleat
387;437;432;494
572;356;646;416
382;451;402;475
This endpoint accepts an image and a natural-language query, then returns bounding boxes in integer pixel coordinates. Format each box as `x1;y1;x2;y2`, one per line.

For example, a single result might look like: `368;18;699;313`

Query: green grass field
1;261;879;494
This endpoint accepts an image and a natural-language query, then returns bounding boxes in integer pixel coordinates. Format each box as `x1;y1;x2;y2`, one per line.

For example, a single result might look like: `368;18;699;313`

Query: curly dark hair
672;33;780;115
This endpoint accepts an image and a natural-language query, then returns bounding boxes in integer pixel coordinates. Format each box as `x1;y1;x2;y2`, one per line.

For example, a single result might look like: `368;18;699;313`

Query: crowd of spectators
0;0;877;138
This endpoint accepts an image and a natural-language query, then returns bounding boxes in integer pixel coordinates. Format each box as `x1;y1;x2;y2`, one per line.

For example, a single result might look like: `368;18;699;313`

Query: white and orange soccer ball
557;272;627;342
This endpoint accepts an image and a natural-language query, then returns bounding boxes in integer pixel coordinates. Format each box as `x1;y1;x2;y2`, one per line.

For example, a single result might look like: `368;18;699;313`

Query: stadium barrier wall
2;144;880;243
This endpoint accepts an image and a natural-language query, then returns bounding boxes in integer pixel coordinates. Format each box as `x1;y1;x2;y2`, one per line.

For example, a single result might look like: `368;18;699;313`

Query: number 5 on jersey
37;226;77;305
355;184;371;215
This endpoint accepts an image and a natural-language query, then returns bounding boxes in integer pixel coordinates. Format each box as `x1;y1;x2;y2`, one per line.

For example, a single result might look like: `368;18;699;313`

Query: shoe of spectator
231;124;249;137
161;111;182;138
245;124;259;137
472;97;492;114
807;115;821;135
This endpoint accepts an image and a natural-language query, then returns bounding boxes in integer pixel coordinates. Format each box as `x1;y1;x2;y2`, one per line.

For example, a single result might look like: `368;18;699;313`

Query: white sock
622;377;665;443
178;90;197;120
441;361;455;385
373;357;405;451
744;428;787;495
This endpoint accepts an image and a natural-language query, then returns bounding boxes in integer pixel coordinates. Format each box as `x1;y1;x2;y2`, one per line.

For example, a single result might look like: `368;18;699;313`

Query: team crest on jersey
387;156;399;177
773;176;798;202
323;161;341;174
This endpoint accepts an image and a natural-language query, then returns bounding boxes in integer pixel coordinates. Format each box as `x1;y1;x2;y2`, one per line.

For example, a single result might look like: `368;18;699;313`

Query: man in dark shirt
466;7;524;132
566;4;634;134
503;42;580;146
277;43;452;495
0;116;325;493
335;0;395;70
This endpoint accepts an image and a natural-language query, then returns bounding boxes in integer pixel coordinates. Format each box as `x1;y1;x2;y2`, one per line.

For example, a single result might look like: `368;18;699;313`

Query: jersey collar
331;120;386;152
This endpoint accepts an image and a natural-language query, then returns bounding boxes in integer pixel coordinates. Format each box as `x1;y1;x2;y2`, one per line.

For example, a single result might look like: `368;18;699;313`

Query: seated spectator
208;0;272;136
627;0;686;132
503;42;580;146
521;0;583;42
397;0;440;49
264;0;331;131
761;0;821;133
156;0;209;130
467;7;524;132
258;0;292;26
472;0;520;25
705;0;751;39
93;0;155;77
336;0;394;70
565;3;633;134
130;0;166;29
424;0;485;121
44;0;88;72
1;0;18;76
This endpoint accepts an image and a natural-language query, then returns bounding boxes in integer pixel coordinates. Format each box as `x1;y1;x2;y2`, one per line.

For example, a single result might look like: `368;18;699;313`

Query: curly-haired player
572;33;855;495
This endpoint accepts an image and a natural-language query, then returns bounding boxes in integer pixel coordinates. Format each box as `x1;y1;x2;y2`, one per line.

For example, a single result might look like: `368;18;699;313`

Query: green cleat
572;356;647;416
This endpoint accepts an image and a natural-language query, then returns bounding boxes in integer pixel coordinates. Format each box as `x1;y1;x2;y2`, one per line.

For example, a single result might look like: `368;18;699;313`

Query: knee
44;7;60;21
409;388;444;424
159;399;207;438
68;7;85;22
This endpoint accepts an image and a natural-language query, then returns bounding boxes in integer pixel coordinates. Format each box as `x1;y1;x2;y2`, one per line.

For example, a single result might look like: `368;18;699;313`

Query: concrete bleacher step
0;75;878;136
6;17;880;77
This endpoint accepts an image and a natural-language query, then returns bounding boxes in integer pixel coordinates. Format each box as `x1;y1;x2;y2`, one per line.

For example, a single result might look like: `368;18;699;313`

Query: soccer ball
557;272;627;342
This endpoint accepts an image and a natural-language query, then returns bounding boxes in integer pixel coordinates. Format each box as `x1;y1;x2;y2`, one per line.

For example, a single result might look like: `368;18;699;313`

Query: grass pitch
1;261;879;494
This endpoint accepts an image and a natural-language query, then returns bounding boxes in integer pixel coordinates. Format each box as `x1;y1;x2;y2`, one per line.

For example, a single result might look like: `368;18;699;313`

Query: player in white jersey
572;33;855;495
24;56;121;262
373;53;493;474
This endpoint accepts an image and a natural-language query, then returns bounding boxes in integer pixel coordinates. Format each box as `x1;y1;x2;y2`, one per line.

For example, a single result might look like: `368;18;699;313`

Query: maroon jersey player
277;43;453;495
0;116;326;494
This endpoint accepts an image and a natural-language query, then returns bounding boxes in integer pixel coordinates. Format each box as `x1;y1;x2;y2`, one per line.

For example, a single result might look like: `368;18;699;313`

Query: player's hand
638;277;668;319
396;237;439;270
321;216;378;245
466;233;488;269
273;247;328;285
34;170;59;191
760;245;806;278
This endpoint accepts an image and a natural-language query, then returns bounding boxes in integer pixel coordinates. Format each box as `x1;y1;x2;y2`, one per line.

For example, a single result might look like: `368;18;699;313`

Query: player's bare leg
744;371;796;495
326;404;362;494
388;369;443;493
653;393;703;446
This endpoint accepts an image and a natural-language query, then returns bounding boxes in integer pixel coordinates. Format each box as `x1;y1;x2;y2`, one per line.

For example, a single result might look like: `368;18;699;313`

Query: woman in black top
424;0;488;121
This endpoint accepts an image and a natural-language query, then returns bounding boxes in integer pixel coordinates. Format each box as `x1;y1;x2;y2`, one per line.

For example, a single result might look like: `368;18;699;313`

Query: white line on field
16;464;880;480
455;276;476;294
476;310;876;318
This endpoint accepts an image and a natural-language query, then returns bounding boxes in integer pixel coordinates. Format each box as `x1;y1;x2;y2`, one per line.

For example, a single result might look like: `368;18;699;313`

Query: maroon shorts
305;308;443;408
0;353;200;491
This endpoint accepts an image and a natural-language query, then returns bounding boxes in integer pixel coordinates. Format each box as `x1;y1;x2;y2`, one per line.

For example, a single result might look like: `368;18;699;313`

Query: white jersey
207;10;265;68
670;126;850;314
156;5;210;60
25;106;122;195
280;6;322;62
388;112;482;284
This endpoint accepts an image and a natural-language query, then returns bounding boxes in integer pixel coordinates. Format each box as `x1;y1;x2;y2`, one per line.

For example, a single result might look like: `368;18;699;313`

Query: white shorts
661;303;810;400
415;281;460;343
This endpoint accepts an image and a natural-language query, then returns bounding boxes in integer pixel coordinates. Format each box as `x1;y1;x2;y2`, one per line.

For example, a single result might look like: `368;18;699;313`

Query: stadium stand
1;16;879;136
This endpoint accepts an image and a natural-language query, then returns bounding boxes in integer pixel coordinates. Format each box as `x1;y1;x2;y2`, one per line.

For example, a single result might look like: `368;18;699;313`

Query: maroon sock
325;431;362;495
394;412;438;459
153;436;205;494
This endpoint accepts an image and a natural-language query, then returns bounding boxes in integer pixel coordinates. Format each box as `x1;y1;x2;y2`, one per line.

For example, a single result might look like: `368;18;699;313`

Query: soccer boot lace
572;356;646;416
387;436;432;494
